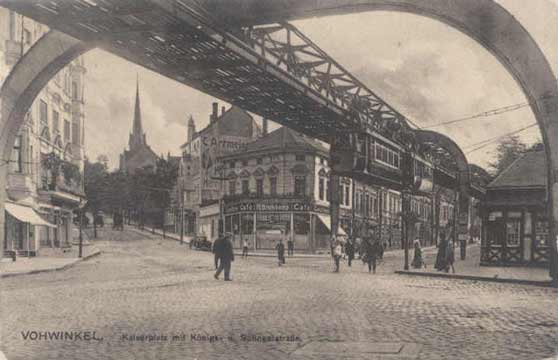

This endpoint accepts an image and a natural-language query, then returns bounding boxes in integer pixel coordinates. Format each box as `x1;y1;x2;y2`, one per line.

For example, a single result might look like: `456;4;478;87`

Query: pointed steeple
187;115;196;143
129;76;145;150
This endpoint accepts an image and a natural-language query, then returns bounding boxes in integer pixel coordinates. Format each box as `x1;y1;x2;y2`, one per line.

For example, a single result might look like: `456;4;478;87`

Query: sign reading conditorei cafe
224;199;314;214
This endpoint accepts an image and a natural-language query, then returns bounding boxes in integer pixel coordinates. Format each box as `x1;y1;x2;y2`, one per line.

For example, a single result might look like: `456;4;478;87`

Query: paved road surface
1;229;558;360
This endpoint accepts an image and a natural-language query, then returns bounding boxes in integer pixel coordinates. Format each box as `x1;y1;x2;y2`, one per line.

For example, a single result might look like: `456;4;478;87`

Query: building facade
172;103;262;240
0;10;86;256
119;80;159;175
480;150;549;266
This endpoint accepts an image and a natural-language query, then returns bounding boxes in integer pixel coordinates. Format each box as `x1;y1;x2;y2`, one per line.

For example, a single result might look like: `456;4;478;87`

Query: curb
0;249;102;278
233;252;330;259
394;270;552;287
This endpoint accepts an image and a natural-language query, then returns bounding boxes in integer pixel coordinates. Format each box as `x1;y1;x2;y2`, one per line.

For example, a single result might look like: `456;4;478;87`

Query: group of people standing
332;227;384;273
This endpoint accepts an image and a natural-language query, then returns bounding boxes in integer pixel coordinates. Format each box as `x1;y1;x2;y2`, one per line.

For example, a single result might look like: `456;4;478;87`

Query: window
318;178;325;200
228;161;235;169
256;157;263;165
365;194;370;217
229;180;236;195
373;196;379;218
64;120;70;141
294;176;306;196
355;191;360;213
9;11;16;41
326;180;330;201
345;184;350;206
256;178;263;196
242;179;249;195
270;177;277;196
39;100;48;124
339;185;344;205
506;218;521;247
295;154;305;162
11;135;22;173
72;81;79;100
375;141;400;169
24;29;32;45
242;160;248;167
72;122;79;145
52;111;59;133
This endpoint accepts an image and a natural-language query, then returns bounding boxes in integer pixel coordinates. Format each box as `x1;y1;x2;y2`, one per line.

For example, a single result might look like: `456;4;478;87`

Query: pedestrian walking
276;239;286;266
411;238;425;269
242;239;249;259
212;237;221;270
332;238;343;272
214;233;235;281
445;240;456;273
345;237;355;267
434;231;447;271
362;229;381;274
287;236;294;256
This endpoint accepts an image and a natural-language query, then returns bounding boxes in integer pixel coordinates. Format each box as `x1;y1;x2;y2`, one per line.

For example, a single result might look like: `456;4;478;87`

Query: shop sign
224;200;313;214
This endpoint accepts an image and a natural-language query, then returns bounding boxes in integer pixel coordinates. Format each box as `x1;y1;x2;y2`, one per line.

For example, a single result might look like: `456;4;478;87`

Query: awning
316;214;347;236
5;202;56;228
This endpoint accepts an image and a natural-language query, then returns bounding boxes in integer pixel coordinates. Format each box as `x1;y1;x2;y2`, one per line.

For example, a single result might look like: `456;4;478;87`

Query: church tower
128;78;146;150
119;77;159;174
187;115;196;143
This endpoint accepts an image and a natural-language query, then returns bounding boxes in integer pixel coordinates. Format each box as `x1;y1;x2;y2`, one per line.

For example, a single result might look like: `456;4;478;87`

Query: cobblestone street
2;229;558;360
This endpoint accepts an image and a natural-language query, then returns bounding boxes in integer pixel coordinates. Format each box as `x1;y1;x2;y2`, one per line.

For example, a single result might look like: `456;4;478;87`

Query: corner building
0;10;86;256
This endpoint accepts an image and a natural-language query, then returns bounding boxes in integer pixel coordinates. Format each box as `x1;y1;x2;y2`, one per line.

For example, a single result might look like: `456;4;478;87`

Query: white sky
82;0;558;170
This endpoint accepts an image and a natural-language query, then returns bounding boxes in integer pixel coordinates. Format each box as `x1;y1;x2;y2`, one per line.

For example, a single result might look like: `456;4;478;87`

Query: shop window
319;178;325;200
506;219;521;247
294;213;310;235
256;178;264;196
294;176;306;196
270;177;277;196
242;214;254;235
535;219;548;247
229;180;236;195
242;179;249;195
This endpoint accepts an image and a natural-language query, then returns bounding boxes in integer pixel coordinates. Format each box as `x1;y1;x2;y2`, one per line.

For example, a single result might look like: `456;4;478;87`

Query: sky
82;0;558;170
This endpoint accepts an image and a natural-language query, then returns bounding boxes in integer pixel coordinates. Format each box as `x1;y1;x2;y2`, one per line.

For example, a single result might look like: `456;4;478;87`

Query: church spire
129;76;145;149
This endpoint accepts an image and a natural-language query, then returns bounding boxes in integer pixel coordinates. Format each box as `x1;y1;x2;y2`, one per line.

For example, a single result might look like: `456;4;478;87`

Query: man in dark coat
214;233;235;281
345;238;355;267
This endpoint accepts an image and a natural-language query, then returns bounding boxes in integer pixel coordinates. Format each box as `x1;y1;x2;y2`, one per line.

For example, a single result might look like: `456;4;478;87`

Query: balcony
39;154;85;205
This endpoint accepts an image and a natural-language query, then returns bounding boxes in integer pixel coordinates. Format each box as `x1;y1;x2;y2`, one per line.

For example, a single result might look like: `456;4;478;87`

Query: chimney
221;106;226;116
211;102;218;123
262;118;268;136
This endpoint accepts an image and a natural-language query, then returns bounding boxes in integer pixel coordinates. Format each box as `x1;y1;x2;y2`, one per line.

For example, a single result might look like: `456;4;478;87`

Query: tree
96;154;109;170
487;135;527;176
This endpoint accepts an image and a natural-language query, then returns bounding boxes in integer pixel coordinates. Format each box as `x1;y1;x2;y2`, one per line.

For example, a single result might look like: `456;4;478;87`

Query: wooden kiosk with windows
480;151;550;266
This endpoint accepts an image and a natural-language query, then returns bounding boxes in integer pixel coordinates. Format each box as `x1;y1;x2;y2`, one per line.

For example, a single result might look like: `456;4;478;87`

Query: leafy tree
487;135;527;176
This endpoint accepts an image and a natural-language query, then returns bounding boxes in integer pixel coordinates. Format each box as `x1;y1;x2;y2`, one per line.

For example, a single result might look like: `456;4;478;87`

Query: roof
223;126;329;158
487;150;546;189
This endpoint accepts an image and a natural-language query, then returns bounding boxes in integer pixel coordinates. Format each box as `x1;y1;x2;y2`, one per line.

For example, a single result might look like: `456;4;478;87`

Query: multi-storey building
218;126;459;252
172;102;262;239
0;10;86;256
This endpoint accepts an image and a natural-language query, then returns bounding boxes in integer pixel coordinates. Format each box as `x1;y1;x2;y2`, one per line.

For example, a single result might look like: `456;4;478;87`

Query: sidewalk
0;245;101;278
396;244;552;286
